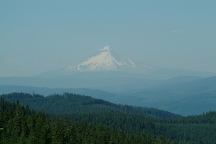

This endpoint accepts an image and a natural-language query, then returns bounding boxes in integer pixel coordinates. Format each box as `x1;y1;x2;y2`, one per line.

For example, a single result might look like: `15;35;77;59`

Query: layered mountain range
0;47;216;115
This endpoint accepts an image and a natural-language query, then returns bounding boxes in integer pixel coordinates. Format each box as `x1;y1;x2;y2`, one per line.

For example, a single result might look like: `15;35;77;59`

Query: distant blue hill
0;75;216;115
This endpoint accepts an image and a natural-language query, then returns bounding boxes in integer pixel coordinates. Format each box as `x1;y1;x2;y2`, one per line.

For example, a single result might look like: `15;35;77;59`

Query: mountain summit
67;46;136;72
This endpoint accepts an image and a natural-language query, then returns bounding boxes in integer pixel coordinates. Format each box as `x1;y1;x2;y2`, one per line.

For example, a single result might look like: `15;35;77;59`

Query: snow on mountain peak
100;46;111;52
67;46;135;72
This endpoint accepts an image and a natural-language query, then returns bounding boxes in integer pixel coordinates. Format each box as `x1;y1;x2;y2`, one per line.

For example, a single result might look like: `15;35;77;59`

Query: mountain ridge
1;92;180;119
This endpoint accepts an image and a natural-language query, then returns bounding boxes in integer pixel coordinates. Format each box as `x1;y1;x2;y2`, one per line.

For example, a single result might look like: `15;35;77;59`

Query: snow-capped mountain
66;46;136;72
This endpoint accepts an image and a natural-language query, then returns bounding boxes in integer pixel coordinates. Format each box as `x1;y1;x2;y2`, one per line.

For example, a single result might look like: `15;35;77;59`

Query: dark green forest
1;93;216;144
0;96;174;144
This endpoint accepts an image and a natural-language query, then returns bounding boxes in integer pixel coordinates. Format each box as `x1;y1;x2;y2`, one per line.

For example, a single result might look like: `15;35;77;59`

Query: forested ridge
1;93;216;144
2;93;178;119
0;97;174;144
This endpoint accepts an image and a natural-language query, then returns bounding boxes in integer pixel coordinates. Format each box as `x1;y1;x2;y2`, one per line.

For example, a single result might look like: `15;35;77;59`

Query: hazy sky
0;0;216;76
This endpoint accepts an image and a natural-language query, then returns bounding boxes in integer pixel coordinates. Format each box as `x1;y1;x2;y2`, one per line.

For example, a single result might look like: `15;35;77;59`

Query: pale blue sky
0;0;216;76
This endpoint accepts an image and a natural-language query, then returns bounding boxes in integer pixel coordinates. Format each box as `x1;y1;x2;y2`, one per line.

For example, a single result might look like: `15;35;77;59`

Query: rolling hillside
1;93;216;144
